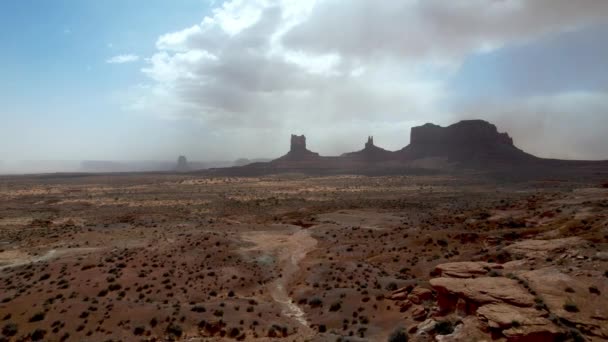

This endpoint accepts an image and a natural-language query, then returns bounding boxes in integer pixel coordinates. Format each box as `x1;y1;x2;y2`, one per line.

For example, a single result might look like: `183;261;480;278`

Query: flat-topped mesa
400;119;534;163
410;120;513;146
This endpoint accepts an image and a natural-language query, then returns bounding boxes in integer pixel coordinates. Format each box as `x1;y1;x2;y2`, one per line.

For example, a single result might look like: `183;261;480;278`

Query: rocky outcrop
275;134;320;161
340;136;395;162
434;261;503;278
175;155;190;172
212;119;608;176
399;120;535;163
290;134;308;153
504;237;586;258
477;303;562;341
430;277;536;314
395;238;608;341
517;267;608;339
410;120;513;146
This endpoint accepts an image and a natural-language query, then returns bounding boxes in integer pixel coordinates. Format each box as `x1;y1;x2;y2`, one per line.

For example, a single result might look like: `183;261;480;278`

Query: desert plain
0;173;607;341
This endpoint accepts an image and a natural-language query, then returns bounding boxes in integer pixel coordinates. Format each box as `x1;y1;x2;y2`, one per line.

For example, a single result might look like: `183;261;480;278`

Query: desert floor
0;173;607;341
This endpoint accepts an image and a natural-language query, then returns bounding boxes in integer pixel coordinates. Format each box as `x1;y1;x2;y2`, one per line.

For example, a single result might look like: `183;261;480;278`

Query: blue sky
1;0;607;171
0;0;212;163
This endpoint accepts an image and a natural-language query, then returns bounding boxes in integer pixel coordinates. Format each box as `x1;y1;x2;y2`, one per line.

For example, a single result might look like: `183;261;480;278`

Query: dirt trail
241;227;317;329
0;247;100;271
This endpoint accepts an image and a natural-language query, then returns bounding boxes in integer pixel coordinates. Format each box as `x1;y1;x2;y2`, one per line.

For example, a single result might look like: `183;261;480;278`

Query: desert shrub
386;282;398;291
309;298;323;307
589;286;600;295
228;327;240;338
488;270;501;277
191;305;206;313
434;320;455;335
329;301;342;312
387;327;408;342
29;312;45;322
133;326;145;335
166;324;183;337
108;283;121;291
2;323;17;337
31;328;46;341
534;297;547;310
568;329;586;342
564;302;579;313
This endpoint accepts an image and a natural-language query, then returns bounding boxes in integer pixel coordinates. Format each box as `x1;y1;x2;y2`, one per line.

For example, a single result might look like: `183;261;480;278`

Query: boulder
477;303;562;341
399;300;413;312
390;285;414;301
435;261;503;278
408;286;433;304
504;237;585;258
412;305;428;321
430;277;535;315
434;316;488;342
415;318;437;334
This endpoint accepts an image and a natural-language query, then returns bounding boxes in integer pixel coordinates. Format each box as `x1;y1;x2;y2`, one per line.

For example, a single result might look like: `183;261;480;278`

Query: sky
1;0;607;171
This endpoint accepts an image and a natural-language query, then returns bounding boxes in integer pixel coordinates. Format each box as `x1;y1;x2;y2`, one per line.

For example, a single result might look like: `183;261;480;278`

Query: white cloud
107;54;140;64
124;0;608;159
283;0;608;63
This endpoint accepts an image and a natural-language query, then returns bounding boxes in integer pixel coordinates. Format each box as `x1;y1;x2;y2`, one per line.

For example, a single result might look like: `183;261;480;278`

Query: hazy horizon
2;0;608;172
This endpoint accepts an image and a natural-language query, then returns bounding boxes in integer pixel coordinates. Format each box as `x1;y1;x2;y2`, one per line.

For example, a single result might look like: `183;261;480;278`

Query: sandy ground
0;173;606;341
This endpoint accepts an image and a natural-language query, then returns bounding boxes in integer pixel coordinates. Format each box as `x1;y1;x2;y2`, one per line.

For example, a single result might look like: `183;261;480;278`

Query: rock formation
212;119;608;177
340;136;395;162
410;120;513;146
389;236;608;341
275;134;320;161
175;155;189;172
399;120;534;163
365;136;374;149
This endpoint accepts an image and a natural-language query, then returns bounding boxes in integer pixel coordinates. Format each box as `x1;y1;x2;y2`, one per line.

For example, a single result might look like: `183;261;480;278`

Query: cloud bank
127;0;608;159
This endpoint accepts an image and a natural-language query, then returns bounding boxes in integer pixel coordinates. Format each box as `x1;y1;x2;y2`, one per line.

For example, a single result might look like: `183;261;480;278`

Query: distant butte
208;119;608;178
275;134;320;161
341;136;394;162
398;119;535;163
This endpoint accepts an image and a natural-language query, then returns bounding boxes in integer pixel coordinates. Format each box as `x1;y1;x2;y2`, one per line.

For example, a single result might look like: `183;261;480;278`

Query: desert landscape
3;1;608;340
1;153;607;341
